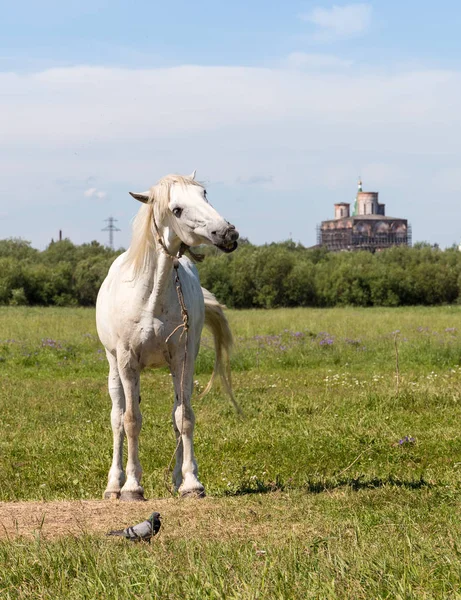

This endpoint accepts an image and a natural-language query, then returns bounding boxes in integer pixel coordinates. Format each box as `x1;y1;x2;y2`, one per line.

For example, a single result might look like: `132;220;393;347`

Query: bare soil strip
0;496;300;542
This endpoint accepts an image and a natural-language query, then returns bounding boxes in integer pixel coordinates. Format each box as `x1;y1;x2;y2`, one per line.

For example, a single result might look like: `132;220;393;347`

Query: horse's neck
145;250;175;317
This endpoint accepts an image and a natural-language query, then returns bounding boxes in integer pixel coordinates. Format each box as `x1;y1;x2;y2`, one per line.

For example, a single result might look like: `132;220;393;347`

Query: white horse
96;172;239;501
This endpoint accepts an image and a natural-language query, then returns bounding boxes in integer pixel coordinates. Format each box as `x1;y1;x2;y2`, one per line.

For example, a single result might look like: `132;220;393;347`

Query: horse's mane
125;174;203;277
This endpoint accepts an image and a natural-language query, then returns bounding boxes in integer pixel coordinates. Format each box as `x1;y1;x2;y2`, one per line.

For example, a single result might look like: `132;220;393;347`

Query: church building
318;180;411;252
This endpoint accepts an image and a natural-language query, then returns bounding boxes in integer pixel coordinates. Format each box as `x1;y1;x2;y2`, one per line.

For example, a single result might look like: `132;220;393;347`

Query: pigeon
106;512;161;543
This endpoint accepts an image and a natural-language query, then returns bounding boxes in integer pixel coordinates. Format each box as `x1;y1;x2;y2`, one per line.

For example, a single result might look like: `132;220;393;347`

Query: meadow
1;305;461;598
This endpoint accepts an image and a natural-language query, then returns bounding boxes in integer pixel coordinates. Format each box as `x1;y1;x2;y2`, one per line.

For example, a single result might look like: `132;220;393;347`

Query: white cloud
1;64;458;154
360;163;408;188
434;167;461;193
236;175;274;186
84;187;107;198
300;3;372;41
286;52;353;69
1;62;461;248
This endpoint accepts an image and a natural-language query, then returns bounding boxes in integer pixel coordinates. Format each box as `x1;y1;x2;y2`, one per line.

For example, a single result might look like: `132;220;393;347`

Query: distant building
317;179;411;252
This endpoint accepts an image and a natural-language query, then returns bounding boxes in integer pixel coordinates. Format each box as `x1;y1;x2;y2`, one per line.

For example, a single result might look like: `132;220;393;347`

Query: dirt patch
0;495;303;542
0;499;170;540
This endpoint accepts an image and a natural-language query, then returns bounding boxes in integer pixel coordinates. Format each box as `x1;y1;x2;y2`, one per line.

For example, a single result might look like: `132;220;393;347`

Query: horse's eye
172;207;182;218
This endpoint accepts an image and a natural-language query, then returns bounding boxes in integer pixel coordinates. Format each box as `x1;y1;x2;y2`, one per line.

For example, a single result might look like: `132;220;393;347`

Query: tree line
0;239;120;307
0;237;460;308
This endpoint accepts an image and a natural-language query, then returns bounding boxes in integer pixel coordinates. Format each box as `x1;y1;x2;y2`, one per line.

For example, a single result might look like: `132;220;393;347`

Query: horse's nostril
212;226;237;240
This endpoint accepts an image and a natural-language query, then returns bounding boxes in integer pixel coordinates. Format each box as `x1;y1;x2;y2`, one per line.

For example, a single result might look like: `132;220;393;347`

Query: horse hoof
103;491;120;500
180;488;206;499
120;491;147;502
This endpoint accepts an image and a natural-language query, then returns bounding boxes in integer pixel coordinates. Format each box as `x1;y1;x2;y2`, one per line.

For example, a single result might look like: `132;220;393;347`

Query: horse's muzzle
212;224;239;253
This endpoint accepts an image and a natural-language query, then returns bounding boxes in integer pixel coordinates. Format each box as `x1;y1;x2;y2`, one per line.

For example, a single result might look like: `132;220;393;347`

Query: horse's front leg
104;351;126;499
171;400;184;492
171;348;205;498
117;349;145;501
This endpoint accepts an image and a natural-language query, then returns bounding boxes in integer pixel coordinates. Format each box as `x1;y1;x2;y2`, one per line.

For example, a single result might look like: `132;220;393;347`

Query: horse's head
130;172;239;254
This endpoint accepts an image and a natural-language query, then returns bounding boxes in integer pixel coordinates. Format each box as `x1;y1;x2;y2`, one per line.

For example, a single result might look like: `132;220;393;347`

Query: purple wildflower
398;436;415;445
41;338;61;349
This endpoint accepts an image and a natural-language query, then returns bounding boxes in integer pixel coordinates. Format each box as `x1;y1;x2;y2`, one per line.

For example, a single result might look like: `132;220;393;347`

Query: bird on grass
106;512;161;543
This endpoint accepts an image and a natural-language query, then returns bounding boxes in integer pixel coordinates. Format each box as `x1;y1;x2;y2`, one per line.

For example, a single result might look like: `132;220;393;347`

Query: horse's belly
142;351;168;369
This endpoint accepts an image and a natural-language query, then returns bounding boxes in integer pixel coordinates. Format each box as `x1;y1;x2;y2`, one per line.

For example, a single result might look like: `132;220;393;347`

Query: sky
1;1;461;249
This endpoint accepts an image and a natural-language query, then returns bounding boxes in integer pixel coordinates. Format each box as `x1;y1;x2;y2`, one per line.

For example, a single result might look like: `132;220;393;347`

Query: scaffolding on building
318;227;410;252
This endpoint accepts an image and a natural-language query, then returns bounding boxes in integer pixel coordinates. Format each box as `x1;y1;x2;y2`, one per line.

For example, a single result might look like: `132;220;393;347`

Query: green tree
74;256;115;306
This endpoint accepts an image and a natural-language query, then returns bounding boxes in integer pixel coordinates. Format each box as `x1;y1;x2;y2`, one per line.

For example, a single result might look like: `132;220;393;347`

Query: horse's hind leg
103;350;126;500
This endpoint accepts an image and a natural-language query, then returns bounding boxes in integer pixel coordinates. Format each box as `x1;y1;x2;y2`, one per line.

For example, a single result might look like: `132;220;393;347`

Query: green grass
2;306;461;598
3;490;461;599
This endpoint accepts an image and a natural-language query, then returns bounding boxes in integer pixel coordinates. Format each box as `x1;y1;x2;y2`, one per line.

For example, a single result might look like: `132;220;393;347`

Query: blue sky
1;1;461;249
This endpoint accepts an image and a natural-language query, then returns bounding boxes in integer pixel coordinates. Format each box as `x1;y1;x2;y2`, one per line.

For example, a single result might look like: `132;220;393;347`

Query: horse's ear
129;191;150;203
189;170;196;180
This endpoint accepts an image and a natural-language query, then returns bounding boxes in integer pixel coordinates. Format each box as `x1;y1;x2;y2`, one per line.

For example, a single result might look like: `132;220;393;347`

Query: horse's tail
200;287;243;416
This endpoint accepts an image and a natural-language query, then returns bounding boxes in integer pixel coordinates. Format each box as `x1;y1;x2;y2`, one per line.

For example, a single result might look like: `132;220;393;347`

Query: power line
102;217;121;249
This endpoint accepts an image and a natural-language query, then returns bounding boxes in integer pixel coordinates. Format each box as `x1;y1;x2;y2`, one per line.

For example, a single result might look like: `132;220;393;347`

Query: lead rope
152;222;190;496
163;263;189;496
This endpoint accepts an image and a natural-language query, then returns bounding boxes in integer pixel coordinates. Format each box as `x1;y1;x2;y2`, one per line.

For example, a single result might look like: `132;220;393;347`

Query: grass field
1;305;461;598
